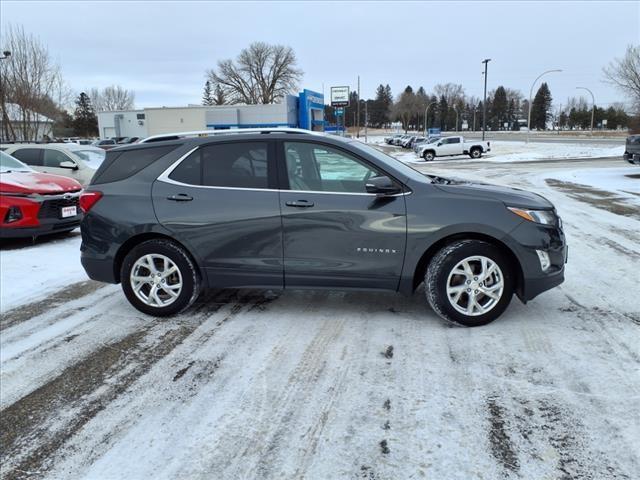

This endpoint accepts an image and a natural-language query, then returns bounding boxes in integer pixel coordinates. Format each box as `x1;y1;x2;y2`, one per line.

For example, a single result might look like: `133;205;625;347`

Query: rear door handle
285;200;314;208
167;193;193;202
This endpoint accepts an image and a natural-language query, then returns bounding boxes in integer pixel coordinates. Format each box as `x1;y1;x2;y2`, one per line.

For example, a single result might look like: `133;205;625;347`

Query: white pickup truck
416;136;490;161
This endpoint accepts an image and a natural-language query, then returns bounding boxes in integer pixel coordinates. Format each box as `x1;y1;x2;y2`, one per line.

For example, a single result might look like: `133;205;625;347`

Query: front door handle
285;200;314;208
167;193;193;202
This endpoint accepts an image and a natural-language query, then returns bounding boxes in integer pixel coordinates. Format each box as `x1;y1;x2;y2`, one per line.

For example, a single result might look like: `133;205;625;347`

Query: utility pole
576;86;595;136
356;76;360;138
482;59;491;141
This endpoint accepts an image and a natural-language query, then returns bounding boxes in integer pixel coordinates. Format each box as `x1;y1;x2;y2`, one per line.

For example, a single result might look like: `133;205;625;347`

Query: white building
0;103;54;142
96;89;325;139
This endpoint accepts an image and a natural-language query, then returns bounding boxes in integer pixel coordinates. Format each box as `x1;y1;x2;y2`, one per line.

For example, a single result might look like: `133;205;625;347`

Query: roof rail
139;127;324;144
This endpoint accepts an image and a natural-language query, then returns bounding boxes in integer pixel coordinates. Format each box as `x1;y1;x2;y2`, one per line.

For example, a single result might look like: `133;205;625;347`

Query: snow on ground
541;165;640;202
370;135;625;164
0;231;86;312
1;158;639;479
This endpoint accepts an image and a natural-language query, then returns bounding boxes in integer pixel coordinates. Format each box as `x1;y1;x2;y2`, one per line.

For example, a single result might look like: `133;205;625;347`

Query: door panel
152;141;283;288
279;141;407;290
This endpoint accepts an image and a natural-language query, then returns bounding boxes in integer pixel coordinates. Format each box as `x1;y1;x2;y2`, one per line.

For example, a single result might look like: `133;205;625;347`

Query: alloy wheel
130;254;183;307
446;255;504;316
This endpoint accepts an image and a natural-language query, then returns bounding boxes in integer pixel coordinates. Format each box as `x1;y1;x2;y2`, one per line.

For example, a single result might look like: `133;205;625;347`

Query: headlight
508;207;556;225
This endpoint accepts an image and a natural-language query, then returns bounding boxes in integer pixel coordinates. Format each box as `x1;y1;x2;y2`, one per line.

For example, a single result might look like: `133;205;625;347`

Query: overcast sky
2;1;639;110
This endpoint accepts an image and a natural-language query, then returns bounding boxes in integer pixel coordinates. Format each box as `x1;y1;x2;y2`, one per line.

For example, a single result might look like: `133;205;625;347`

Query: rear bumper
0;218;81;238
623;152;640;165
81;253;118;283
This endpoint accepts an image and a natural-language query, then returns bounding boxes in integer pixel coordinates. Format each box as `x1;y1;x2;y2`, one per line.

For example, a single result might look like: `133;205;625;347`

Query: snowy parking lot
1;154;639;479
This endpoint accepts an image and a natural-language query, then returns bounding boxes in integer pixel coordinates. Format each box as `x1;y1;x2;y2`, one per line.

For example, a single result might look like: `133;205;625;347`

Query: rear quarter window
91;145;178;185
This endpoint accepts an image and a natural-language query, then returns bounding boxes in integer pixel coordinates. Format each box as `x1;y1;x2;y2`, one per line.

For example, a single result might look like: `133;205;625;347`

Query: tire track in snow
0;289;276;480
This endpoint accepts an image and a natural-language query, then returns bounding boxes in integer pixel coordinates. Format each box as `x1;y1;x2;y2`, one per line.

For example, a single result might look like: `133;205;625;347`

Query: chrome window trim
156;146;411;197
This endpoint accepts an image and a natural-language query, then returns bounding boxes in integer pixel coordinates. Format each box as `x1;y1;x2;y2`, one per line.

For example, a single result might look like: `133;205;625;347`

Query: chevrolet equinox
80;129;567;326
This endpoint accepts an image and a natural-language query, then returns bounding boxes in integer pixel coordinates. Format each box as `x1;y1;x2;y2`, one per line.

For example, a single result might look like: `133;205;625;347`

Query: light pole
481;59;491;141
576;86;595;136
424;101;437;137
527;69;562;143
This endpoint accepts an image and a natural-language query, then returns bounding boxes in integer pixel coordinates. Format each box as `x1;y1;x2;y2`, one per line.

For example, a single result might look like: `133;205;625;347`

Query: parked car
384;134;403;145
405;136;425;149
94;139;118;150
80;128;567;327
1;143;98;186
623;134;640;165
412;136;440;153
117;137;141;144
400;136;418;148
0;151;82;238
416;136;491;161
393;135;410;146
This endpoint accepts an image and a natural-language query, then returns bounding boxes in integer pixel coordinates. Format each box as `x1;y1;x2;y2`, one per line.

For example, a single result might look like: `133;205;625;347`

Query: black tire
424;240;514;327
470;147;482;159
121;239;201;316
423;151;435;161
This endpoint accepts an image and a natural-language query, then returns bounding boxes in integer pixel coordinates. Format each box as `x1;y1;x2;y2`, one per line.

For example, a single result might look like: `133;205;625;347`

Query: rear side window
11;148;42;166
169;142;269;189
92;145;177;184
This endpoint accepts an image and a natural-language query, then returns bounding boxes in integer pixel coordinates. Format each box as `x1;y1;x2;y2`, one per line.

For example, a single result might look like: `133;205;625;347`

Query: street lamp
527;69;562;143
424;101;437;137
482;59;491;141
576;86;595;136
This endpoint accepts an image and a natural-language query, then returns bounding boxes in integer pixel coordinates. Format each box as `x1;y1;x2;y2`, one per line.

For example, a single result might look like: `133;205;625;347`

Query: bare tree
89;85;135;111
603;45;640;113
206;42;303;104
0;24;65;141
433;83;466;105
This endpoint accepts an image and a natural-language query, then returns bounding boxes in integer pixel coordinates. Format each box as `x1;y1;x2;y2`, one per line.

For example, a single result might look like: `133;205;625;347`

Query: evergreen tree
438;95;448;130
202;81;214;106
530;82;553;130
73;92;98;137
490;86;508;130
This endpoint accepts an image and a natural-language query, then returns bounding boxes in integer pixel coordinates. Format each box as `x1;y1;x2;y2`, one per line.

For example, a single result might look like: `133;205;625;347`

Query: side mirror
60;160;78;170
366;176;402;196
437;142;443;146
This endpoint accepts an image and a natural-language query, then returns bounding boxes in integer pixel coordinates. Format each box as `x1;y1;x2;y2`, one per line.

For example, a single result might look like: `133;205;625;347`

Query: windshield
349;141;431;184
0;151;33;173
73;148;105;168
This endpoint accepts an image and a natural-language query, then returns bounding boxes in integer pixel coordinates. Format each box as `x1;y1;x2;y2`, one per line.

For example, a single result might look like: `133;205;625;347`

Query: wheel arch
407;232;524;297
113;232;206;286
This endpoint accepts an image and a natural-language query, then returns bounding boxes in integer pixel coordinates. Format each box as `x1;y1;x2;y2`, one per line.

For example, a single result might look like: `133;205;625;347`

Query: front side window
169;142;269;189
11;148;42;166
284;142;381;193
43;149;73;168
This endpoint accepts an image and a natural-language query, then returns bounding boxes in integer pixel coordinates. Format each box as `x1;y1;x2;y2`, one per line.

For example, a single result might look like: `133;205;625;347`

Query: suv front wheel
425;240;514;326
121;239;200;316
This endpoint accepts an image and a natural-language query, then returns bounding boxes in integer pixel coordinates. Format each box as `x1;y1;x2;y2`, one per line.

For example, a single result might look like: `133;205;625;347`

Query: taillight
79;191;103;213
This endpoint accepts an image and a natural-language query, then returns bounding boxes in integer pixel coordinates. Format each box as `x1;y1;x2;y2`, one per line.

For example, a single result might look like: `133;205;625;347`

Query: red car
0;151;83;238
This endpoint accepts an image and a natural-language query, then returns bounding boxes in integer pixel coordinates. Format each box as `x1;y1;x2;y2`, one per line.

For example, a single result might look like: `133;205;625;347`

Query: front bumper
623;152;640;165
0;217;81;238
507;218;568;302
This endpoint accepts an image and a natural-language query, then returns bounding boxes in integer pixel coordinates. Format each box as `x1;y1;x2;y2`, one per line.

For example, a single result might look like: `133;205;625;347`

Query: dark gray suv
80;129;567;326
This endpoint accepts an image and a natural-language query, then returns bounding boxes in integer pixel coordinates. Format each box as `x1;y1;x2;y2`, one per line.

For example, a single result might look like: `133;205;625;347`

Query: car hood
429;175;553;209
0;171;83;195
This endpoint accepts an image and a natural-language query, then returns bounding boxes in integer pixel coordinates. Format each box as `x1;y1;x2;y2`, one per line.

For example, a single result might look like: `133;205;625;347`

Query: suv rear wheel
425;240;514;326
423;150;435;161
121;239;200;316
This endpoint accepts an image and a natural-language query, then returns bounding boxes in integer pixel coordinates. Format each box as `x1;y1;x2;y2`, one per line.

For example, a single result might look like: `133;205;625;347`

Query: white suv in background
0;143;105;186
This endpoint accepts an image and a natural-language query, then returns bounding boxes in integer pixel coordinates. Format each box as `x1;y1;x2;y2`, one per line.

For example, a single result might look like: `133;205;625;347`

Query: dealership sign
331;86;350;107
